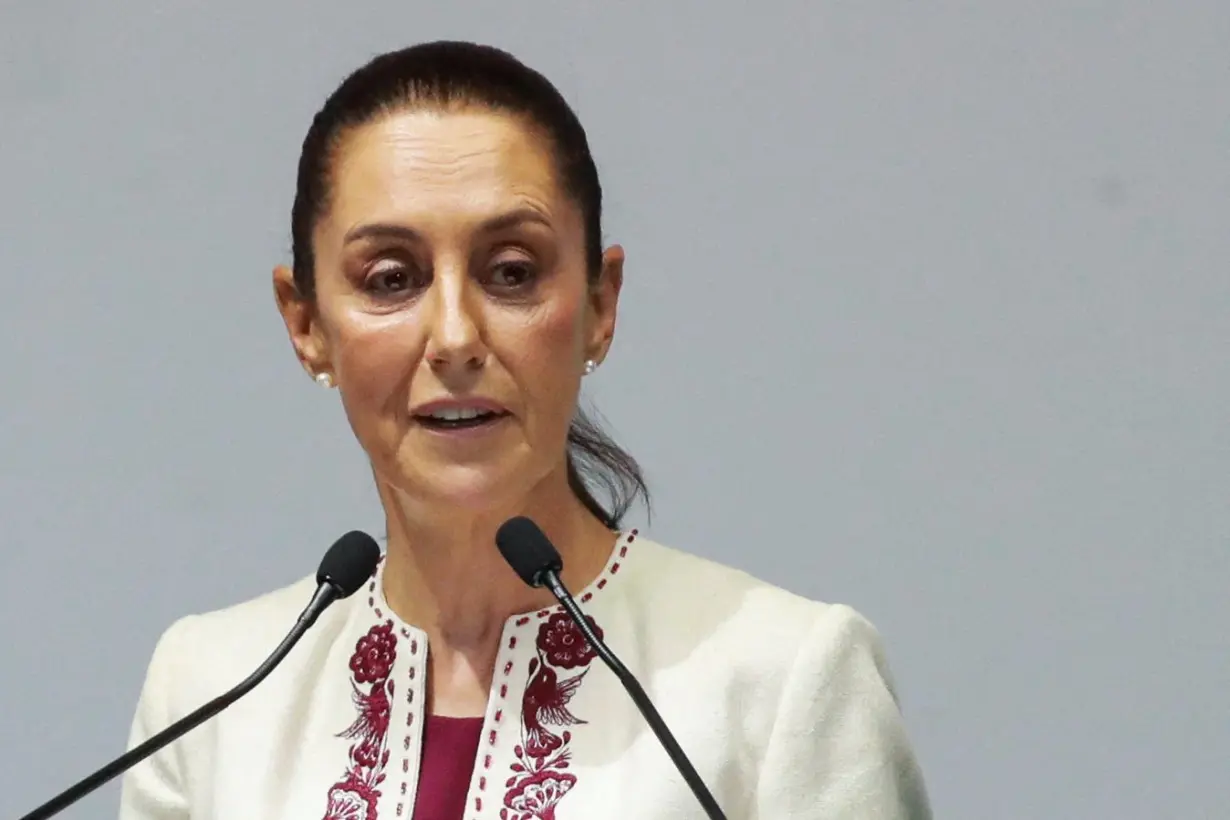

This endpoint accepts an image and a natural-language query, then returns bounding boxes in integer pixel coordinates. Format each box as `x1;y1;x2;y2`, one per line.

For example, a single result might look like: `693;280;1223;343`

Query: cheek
493;297;585;413
502;297;583;371
331;311;423;420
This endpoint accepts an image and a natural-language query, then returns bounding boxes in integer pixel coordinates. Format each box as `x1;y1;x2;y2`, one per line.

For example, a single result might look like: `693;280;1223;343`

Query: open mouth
415;408;509;431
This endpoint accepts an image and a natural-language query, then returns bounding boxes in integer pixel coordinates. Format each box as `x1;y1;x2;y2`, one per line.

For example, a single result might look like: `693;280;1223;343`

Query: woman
119;41;932;820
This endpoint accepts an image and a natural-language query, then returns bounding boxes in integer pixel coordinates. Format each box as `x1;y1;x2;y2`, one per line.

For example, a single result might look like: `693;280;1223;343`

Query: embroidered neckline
497;603;610;820
364;529;637;632
323;530;640;820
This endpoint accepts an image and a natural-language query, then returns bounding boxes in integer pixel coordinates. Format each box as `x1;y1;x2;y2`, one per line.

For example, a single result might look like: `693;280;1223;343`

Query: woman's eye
490;260;536;289
365;260;422;295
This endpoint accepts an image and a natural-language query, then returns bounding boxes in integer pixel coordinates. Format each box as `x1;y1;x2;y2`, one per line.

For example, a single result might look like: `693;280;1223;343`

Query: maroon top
412;716;485;820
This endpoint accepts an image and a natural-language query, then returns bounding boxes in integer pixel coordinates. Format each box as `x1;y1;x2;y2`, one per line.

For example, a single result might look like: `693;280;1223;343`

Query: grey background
1;2;1226;818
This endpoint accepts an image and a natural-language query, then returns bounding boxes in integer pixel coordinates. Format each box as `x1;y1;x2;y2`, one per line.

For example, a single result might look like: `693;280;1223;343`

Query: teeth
427;407;490;421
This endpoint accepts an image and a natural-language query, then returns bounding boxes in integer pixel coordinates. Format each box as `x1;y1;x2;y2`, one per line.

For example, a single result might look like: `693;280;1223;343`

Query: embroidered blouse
118;532;932;819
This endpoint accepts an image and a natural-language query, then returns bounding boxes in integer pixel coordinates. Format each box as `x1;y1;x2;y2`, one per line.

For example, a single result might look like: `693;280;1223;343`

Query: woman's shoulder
626;534;826;612
619;534;894;688
161;572;322;643
139;573;337;703
623;533;861;628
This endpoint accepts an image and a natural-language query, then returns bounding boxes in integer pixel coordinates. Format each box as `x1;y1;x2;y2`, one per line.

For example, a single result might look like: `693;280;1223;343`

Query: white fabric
119;532;932;819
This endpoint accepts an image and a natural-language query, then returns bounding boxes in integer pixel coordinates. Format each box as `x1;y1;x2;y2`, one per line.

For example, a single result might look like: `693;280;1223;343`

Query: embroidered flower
537;612;603;670
323;621;398;819
504;615;602;817
350;621;397;684
503;767;577;820
503;538;633;818
323;778;380;820
522;725;564;759
351;742;382;771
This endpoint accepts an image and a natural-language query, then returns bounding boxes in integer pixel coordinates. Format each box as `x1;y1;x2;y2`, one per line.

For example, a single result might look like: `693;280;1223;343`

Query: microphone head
316;530;381;598
495;516;563;588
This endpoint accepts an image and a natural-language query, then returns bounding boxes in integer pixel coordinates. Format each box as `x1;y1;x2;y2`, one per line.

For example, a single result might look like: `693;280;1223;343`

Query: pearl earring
583;359;598;376
314;372;334;388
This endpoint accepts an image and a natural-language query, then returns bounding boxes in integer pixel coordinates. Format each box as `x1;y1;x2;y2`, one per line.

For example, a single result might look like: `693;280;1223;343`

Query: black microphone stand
17;584;342;820
540;569;729;820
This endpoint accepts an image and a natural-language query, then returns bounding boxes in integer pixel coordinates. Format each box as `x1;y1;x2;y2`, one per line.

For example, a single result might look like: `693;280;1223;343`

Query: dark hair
290;40;649;528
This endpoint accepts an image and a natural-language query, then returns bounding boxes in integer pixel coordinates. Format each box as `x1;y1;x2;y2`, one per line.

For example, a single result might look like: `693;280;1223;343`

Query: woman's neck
373;468;616;715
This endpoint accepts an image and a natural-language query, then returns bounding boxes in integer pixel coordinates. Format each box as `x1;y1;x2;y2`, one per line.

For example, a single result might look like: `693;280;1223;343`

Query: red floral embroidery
324;621;397;820
324;777;381;820
504;768;577;820
502;613;602;820
351;621;396;683
538;612;602;669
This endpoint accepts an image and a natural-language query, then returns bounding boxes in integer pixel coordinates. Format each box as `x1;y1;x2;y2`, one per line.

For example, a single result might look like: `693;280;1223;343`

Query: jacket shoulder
620;536;902;698
142;573;336;703
182;573;320;644
625;536;834;634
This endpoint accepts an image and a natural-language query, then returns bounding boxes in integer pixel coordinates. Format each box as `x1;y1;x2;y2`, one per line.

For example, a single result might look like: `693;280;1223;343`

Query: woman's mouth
415;406;510;431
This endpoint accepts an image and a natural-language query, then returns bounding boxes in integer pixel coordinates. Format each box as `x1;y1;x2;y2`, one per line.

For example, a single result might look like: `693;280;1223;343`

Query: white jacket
119;531;932;819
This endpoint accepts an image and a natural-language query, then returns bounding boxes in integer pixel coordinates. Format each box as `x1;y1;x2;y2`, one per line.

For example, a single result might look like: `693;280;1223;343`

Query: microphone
18;530;382;820
495;517;728;820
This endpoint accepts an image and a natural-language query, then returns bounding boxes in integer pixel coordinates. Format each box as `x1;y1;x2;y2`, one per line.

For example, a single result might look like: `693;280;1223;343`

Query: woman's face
276;108;622;510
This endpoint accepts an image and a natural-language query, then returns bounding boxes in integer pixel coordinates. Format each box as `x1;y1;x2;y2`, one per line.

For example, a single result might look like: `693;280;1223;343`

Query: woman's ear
585;244;625;365
273;264;332;382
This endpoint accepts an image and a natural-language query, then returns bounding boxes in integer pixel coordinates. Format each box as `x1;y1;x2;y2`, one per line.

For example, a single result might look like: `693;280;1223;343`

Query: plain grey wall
2;2;1226;818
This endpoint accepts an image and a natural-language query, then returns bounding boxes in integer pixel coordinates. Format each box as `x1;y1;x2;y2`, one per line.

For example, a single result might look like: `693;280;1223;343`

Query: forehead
324;108;567;234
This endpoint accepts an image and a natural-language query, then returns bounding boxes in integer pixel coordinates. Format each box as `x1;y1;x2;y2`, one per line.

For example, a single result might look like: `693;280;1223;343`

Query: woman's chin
401;462;539;512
